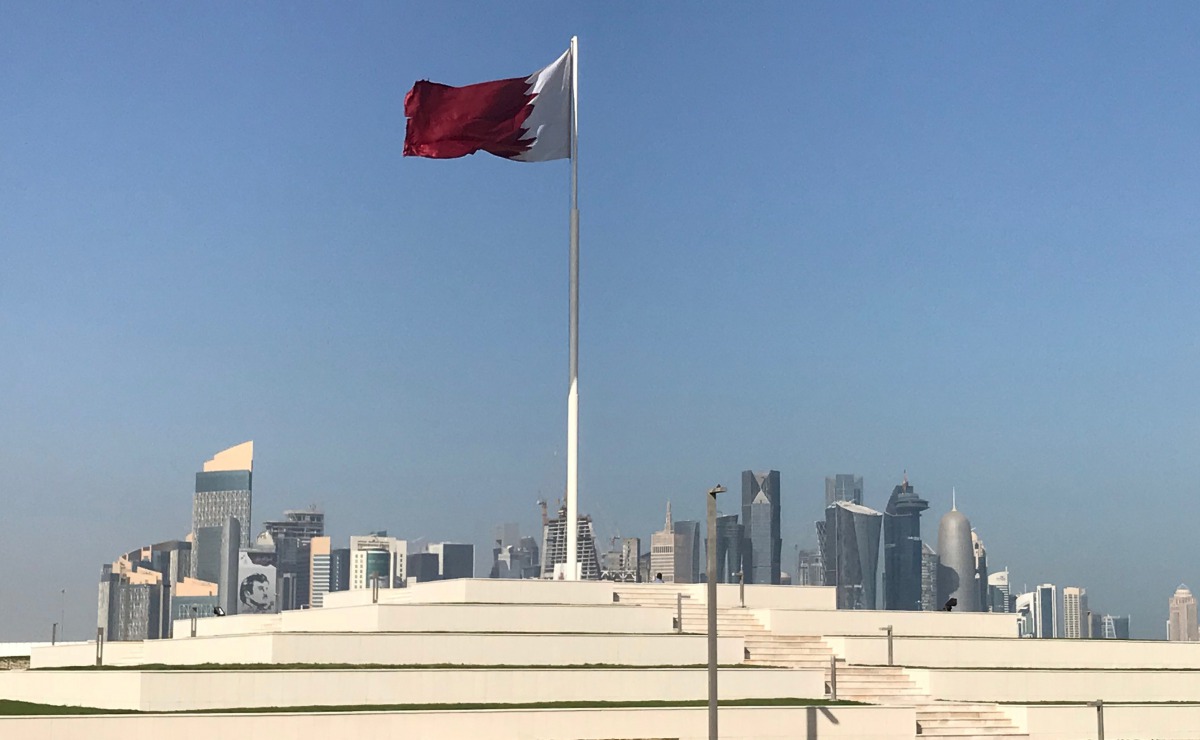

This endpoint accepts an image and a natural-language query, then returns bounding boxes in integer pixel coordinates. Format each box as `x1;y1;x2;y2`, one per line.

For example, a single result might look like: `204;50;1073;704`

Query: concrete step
914;702;1022;738
920;719;1017;728
912;729;1027;734
920;712;1010;721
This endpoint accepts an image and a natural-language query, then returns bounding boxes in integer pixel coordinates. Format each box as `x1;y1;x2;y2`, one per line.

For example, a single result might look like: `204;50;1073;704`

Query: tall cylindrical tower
936;498;980;612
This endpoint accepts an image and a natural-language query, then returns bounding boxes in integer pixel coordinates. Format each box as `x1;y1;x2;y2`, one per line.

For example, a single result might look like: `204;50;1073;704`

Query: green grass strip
0;701;140;716
0;697;860;716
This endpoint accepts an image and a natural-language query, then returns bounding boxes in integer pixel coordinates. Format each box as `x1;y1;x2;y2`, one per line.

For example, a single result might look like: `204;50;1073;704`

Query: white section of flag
512;48;571;162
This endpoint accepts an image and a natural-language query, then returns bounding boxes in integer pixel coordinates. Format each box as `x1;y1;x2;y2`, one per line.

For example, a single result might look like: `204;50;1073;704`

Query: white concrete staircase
743;634;834;668
613;586;766;639
915;703;1027;738
613;586;1026;738
829;665;1025;739
828;665;930;704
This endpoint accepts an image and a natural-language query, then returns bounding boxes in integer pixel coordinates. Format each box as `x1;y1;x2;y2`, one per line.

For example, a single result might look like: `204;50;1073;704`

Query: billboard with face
237;551;277;615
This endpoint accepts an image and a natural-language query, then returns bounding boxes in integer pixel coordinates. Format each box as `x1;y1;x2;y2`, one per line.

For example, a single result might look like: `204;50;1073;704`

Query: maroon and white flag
403;49;572;162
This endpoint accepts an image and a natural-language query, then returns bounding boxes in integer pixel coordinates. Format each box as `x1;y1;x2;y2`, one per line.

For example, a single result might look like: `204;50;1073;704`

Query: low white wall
912;668;1200;703
32;641;145;669
276;603;672;635
0;642;86;658
323;579;622;609
0;667;823;712
0;671;142;708
830;634;1200;669
739;585;836;610
141;634;276;666
169;613;279;639
616;583;836;611
1009;703;1200;740
136;632;746;668
0;705;914;740
761;609;1019;638
321;580;837;612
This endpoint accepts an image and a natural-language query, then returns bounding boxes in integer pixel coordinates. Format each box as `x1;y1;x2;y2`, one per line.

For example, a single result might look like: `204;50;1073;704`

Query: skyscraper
1035;584;1058;638
795;549;822;586
673;519;701;584
1168;585;1199;642
825;474;863;507
1015;592;1035;637
264;509;325;610
1063;587;1089;639
540;504;600;579
650;502;689;583
408;552;441;583
217;517;241;617
742;470;782;585
822;501;883;610
936;494;980;612
972;530;989;610
329;548;351;593
708;514;744;584
310;536;332;608
491;529;541;580
349;532;406;589
988;569;1011;613
600;537;641;582
1091;614;1130;640
427;543;474;580
920;543;939;611
882;475;929;611
192;442;254;575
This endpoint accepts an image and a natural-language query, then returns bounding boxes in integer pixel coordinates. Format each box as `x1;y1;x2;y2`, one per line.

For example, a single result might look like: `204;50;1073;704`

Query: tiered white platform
5;578;1200;739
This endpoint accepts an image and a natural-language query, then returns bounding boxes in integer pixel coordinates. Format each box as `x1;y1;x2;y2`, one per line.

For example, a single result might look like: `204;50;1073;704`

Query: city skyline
5;4;1200;641
21;435;1184;642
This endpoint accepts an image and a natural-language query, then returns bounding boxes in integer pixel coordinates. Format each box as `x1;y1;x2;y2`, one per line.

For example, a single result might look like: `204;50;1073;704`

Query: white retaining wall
831;634;1200;669
323;578;838;611
911;668;1200;703
35;632;745;669
324;578;621;608
0;705;914;740
1011;703;1200;740
0;667;823;711
174;602;675;638
763;609;1019;638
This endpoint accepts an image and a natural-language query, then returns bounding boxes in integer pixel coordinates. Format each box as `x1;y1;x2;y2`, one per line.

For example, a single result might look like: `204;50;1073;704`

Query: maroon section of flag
403;76;534;159
403;50;571;162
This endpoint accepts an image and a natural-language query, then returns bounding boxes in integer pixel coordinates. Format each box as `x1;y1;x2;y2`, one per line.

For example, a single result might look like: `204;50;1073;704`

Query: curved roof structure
203;441;254;472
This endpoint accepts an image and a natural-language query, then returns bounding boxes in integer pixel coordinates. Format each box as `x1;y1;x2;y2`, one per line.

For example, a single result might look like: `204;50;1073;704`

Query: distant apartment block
1063;587;1089;639
349;532;406;589
1169;584;1199;642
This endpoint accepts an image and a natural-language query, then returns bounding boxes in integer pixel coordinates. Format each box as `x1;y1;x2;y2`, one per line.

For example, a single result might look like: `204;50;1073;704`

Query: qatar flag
403;49;571;162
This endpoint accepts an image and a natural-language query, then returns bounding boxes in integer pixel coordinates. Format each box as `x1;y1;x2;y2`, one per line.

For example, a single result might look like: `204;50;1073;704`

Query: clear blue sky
3;2;1198;640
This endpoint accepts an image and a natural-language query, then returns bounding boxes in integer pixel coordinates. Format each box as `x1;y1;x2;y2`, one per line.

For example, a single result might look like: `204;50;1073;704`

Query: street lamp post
707;483;726;740
1089;700;1105;740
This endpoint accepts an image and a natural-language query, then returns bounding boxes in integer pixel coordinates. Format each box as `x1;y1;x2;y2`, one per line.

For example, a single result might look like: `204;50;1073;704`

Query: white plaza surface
4;579;1200;739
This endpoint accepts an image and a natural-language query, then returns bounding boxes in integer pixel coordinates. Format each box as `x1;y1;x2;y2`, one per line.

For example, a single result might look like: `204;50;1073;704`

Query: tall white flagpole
565;35;580;580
